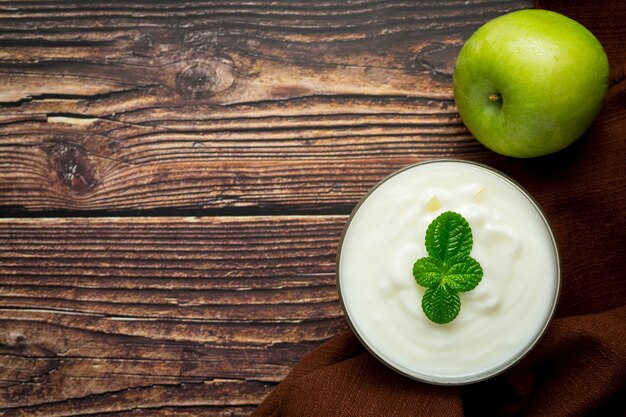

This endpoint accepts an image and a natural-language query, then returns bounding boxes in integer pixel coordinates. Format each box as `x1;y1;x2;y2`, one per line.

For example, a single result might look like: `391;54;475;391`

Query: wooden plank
0;216;349;415
0;0;532;213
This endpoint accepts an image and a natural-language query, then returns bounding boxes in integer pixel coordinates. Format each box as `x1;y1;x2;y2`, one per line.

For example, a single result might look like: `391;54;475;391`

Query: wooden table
0;1;533;415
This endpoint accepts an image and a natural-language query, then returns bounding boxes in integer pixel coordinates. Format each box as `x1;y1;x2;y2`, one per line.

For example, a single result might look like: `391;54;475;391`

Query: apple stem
489;93;502;102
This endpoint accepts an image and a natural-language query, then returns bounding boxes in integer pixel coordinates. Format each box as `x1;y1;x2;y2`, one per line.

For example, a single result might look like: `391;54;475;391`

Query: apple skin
453;9;609;158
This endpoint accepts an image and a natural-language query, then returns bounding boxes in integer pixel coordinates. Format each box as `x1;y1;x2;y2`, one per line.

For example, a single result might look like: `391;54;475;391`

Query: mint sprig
412;211;483;324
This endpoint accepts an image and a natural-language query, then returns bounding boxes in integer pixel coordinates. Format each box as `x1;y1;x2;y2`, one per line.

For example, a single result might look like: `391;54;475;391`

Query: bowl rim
335;158;561;385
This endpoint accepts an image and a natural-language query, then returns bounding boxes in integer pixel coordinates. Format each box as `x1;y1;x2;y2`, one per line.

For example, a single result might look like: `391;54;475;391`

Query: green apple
453;9;609;158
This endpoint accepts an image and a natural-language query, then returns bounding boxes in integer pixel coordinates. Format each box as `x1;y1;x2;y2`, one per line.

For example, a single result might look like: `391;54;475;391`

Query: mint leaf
412;211;483;324
445;257;483;292
425;211;473;262
422;285;461;324
412;257;443;288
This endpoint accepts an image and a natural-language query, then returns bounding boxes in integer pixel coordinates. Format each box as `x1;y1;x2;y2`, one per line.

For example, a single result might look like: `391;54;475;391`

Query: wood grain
0;216;347;415
0;2;537;415
0;0;532;214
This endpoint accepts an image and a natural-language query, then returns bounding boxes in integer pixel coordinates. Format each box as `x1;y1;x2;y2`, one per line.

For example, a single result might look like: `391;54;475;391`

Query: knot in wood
132;33;156;57
9;331;26;345
44;140;98;194
176;63;218;99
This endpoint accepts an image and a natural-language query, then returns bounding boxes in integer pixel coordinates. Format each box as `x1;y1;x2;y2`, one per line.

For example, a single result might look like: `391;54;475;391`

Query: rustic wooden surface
0;1;533;415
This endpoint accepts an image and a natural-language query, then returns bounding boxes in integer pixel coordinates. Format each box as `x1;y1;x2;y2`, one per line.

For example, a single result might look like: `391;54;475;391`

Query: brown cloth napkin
253;0;626;415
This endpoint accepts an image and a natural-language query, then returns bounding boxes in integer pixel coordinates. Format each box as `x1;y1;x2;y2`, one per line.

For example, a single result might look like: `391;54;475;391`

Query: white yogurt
338;160;559;384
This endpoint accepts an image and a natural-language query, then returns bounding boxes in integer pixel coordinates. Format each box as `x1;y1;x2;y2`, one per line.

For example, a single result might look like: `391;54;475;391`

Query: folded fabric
253;0;626;415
